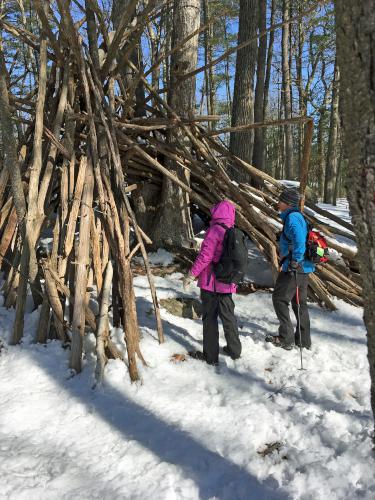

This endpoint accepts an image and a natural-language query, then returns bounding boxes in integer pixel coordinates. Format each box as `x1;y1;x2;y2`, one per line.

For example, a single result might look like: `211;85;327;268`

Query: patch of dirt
257;441;288;460
160;297;202;319
131;263;183;276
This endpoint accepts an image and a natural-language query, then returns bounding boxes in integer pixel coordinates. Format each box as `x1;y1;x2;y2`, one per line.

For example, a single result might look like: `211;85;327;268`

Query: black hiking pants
272;271;311;348
201;289;242;364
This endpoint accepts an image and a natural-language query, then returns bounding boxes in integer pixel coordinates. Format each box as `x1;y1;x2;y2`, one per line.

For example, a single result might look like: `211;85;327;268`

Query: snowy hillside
0;263;374;499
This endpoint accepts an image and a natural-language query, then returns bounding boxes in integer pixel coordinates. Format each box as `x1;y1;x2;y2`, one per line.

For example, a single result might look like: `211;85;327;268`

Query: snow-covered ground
0;201;374;500
0;269;374;499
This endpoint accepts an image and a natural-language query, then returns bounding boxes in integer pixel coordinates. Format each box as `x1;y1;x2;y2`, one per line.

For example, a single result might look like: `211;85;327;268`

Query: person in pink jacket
183;200;242;365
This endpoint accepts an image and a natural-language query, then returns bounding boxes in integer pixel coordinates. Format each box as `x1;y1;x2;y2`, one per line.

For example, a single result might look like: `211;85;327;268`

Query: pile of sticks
0;1;361;382
120;112;361;310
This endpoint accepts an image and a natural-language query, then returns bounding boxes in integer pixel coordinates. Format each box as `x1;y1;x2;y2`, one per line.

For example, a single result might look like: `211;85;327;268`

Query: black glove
288;260;301;272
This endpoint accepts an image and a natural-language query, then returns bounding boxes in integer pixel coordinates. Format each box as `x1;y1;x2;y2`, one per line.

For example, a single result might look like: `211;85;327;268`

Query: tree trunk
316;61;330;199
334;0;375;439
223;13;232;126
282;0;295;179
203;0;215;128
263;0;275;119
252;0;267;171
111;0;146;118
229;0;258;181
295;0;305;168
324;57;340;204
151;0;200;249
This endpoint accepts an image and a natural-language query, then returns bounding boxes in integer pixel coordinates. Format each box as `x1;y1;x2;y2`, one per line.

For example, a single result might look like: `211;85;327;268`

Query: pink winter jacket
190;200;236;294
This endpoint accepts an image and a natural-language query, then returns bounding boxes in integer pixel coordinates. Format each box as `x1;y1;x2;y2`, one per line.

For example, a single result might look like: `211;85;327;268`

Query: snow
317;199;352;226
0;266;374;499
144;248;175;267
0;201;374;500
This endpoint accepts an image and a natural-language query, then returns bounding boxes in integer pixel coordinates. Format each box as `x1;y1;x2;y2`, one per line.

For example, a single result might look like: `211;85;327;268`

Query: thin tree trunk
282;0;295;179
263;0;275;119
317;61;330;199
203;0;215;129
112;0;146;118
324;57;340;204
333;144;343;204
295;0;305;168
252;0;267;171
335;0;375;440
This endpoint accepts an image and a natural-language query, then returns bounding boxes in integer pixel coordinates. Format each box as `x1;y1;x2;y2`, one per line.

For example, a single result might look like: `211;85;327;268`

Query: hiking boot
295;342;311;350
188;350;206;361
188;351;219;366
223;345;240;360
265;335;293;351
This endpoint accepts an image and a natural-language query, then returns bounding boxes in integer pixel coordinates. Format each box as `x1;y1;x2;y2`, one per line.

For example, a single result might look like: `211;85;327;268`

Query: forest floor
0;200;374;500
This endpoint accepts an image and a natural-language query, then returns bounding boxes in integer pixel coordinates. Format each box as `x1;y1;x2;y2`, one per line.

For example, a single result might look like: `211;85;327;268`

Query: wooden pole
299;118;314;210
95;260;113;384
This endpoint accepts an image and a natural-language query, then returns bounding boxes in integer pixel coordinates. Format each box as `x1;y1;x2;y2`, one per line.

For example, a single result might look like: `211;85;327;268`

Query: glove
288;260;302;272
182;273;195;291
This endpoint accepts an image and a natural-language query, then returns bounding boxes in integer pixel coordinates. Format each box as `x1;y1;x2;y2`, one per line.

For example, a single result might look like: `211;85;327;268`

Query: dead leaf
170;353;187;363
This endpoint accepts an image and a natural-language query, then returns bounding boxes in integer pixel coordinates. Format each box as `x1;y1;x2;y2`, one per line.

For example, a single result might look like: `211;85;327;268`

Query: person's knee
272;293;279;305
273;295;287;308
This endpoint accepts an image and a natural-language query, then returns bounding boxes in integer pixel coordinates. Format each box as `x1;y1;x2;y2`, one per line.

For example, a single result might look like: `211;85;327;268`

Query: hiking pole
294;271;305;371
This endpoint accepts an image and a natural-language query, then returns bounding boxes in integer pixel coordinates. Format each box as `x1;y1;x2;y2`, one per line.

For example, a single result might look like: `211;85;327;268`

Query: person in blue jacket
266;187;315;350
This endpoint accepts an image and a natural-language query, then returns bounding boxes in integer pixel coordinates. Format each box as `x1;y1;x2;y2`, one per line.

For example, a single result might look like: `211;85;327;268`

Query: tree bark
316;60;330;198
295;0;305;168
229;0;258;181
324;57;340;204
252;0;267;171
282;0;295;179
111;0;146;118
335;0;375;439
151;0;200;249
203;0;215;128
263;0;275;120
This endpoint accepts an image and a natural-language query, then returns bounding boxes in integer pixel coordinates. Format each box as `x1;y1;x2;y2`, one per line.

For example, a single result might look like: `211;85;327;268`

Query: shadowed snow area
0;263;374;499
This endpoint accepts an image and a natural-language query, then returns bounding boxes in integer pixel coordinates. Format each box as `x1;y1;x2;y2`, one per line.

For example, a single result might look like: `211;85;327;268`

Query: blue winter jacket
279;208;315;273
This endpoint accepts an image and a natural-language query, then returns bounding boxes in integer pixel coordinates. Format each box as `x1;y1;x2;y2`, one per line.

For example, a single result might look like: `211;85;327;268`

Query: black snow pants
201;289;242;364
272;271;311;348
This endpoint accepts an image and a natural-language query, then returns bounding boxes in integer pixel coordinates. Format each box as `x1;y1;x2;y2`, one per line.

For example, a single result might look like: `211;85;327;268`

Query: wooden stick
206;116;311;137
95;260;113;384
70;156;94;373
90;209;103;296
63;156;87;257
299;119;314;211
0;208;18;268
42;261;66;342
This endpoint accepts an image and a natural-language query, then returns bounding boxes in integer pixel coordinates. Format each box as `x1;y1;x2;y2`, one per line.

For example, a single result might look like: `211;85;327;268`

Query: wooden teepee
0;1;361;382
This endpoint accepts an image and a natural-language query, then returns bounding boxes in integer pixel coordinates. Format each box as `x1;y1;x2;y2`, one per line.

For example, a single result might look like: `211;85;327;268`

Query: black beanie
279;187;300;208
